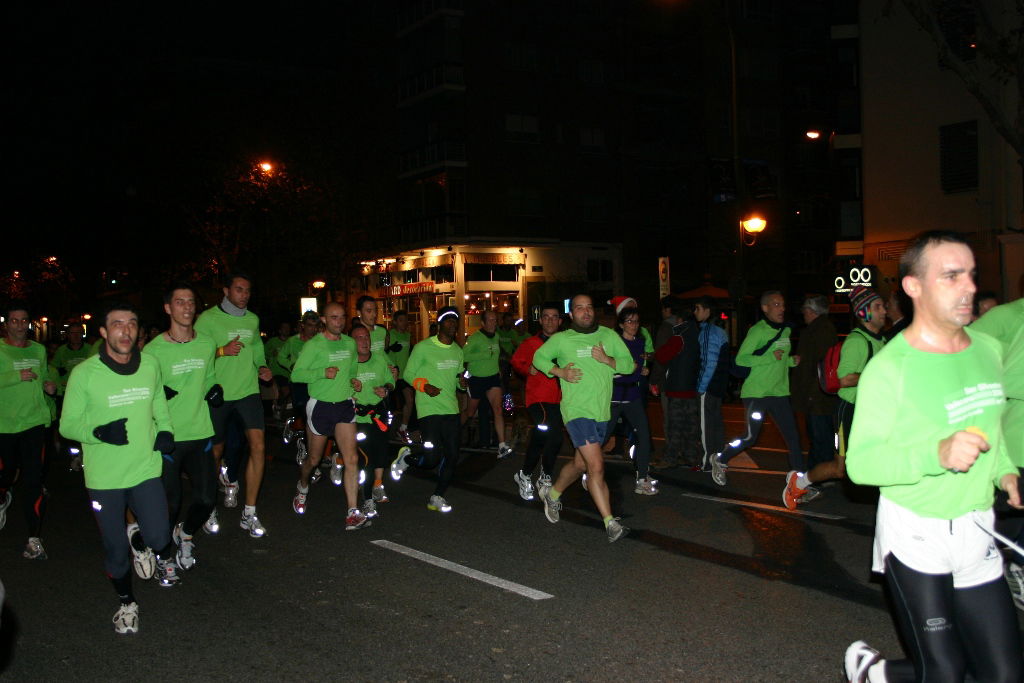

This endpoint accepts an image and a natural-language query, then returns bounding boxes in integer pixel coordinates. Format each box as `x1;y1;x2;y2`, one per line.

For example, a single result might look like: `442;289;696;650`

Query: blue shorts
306;398;356;437
467;373;500;399
565;418;607;449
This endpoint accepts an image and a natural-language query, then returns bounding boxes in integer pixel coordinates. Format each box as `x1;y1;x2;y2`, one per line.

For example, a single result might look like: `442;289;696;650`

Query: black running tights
882;553;1022;683
161;438;216;536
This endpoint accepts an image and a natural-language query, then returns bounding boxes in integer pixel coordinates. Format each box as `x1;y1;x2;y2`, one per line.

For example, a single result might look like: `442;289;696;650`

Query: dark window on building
939;121;978;193
505;114;539;143
580;59;605;84
586;258;613;282
464;264;518;281
579;127;605;151
581;195;609;221
505;42;539;71
508;187;543;216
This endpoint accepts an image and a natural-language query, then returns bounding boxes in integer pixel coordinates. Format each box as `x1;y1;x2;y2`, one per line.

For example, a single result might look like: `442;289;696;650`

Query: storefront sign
834;266;873;294
463;252;523;265
387;281;435;297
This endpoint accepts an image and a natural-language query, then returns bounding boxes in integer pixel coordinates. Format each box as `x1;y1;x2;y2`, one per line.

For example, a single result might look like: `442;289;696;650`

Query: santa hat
849;285;880;319
608;296;638;315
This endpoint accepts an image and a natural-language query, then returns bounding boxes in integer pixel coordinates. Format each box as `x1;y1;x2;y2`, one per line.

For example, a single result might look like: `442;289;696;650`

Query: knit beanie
849;285;880;319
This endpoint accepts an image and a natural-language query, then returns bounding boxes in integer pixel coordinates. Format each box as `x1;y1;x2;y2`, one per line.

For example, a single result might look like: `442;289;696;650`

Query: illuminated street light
258;162;274;174
311;280;326;289
741;215;767;235
805;130;822;140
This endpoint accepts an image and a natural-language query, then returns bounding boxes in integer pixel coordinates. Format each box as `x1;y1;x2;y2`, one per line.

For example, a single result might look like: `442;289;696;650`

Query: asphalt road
1;405;1020;681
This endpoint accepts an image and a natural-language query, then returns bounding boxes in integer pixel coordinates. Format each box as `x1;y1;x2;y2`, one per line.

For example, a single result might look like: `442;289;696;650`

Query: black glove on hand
204;384;224;408
93;418;129;445
154;431;175;455
387;342;403;353
164;385;179;400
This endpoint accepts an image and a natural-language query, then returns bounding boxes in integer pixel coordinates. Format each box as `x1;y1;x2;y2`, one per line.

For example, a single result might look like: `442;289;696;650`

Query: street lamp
311;280;326;290
740;215;767;245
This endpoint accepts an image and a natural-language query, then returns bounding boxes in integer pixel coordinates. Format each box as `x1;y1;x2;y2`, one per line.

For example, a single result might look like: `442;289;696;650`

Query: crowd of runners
1;230;1022;681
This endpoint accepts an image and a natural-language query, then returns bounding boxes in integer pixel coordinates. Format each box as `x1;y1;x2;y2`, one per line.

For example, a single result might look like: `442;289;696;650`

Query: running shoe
330;453;344;486
172;523;196;571
218;466;230;491
155;555;180;588
293;485;308;515
634;477;659;496
294;436;307;465
345;507;371;530
126;523;155;579
23;536;48;560
113;602;139;635
782;471;808;510
844;640;882;683
606;518;629;543
513;471;535;501
240;512;267;538
223;482;239;508
1005;562;1024;612
0;490;11;531
710;453;728;486
581;473;588;492
310;466;322;485
802;485;823;504
541;489;561;524
536;473;553;500
391;446;411;481
283;417;297;444
427;495;452;513
203;509;220;535
397;427;412;444
362;499;378;519
372;484;389;503
497;442;514;459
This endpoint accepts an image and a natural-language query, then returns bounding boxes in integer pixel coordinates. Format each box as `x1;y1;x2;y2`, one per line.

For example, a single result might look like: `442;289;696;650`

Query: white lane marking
680;492;845;520
371;540;554;600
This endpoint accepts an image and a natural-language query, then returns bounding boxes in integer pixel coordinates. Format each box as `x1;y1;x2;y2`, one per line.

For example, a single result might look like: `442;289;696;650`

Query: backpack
817;331;874;395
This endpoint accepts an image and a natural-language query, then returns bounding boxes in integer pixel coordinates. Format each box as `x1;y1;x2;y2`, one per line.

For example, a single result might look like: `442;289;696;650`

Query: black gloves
204;384;224;408
93;418;128;445
164;385;179;400
387;342;403;353
154;431;175;456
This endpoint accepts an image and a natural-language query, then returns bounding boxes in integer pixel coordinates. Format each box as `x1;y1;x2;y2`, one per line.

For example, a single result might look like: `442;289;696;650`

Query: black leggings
0;425;47;537
412;414;460;497
882;553;1022;682
523;402;563;478
161;438;216;536
719;396;803;470
89;477;173;580
358;424;392;499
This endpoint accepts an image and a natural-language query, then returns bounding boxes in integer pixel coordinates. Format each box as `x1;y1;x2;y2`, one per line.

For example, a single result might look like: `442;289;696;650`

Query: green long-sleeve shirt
291;333;358;403
353;353;393;424
837;328;886;404
60;354;172;490
972;299;1024;466
277;334;311;374
497;328;518;358
846;329;1016;519
403;336;464;418
143;333;216;441
0;340;52;433
265;335;289;379
387;328;412;377
368;325;388;355
463;330;501;377
735;320;796;399
194;306;267;401
53;343;91;391
532;327;633;423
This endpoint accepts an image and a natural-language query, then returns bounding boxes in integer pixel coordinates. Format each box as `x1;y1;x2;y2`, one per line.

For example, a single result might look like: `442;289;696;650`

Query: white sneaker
513;471;535;500
240;512;267;538
223;482;239;508
710;453;727;486
606;518;629;543
0;490;11;531
372;484;389;503
844;640;882;683
391;446;411;481
362;499;378;519
173;523;196;571
113;601;139;634
497;442;514;459
634;476;659;495
126;523;155;579
427;495;452;513
330;453;344;486
203;509;220;535
536;473;553;500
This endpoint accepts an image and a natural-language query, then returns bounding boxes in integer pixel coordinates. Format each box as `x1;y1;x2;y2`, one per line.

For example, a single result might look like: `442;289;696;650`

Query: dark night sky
8;3;369;282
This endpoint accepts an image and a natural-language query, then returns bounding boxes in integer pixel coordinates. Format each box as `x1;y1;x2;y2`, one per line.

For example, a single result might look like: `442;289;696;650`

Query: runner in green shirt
350;324;398;519
0;300;58;560
532;294;634;543
842;231;1022;683
60;300;180;634
392;306;467;513
355;295;389;356
143;282;220;571
461;309;512;457
387;309;416;441
290;302;368;530
265;320;292;416
193;273;273;538
53;322;91;392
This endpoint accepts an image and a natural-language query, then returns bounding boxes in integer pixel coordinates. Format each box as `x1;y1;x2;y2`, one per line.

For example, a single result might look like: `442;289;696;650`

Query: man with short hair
461;309;512;457
279;310;320;425
510;302;564;500
387;310;415;441
356;295;388;356
789;294;838;474
143;283;220;570
783;285;885;508
694;296;730;471
391;306;467;513
533;294;635;543
843;231;1021;683
0;301;57;559
711;290;802;487
350;324;398;519
53;322;90;392
290;302;367;530
60;301;180;634
194;273;273;537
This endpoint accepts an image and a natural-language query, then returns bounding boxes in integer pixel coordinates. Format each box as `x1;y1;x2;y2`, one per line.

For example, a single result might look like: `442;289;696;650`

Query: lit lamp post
734;213;767;334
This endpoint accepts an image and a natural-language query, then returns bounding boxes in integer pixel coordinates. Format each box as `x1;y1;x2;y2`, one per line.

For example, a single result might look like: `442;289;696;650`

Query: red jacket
511;334;562;406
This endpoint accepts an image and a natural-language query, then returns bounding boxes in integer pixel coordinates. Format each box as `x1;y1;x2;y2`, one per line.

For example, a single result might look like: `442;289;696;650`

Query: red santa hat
608;296;638;315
